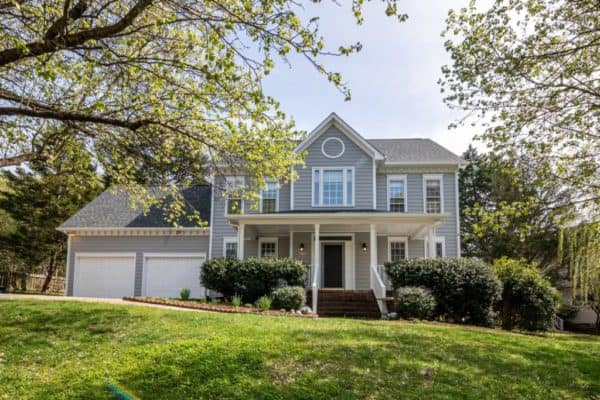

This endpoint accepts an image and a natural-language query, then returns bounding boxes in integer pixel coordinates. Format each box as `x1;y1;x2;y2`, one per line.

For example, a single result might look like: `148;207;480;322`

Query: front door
323;244;343;288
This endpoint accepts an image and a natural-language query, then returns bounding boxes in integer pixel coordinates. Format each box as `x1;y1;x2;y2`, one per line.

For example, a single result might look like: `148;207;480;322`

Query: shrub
493;258;560;331
385;258;501;326
231;295;242;308
256;296;272;311
201;257;307;303
180;288;191;300
271;286;306;310
394;286;436;320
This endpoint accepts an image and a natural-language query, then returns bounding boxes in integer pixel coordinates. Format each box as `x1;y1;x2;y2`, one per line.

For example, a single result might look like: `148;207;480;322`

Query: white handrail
311;264;319;314
370;264;387;315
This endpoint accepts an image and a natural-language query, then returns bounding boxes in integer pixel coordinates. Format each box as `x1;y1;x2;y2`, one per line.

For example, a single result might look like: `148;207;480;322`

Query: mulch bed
123;296;317;318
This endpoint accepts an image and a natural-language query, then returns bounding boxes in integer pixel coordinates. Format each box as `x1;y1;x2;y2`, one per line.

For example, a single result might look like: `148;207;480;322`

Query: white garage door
74;254;136;298
143;253;206;299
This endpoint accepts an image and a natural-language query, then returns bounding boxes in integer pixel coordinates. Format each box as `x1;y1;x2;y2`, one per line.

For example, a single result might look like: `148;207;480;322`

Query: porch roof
226;212;450;239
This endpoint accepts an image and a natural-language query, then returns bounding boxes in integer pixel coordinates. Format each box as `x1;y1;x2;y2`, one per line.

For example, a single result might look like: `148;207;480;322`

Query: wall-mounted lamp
299;243;305;253
362;242;368;252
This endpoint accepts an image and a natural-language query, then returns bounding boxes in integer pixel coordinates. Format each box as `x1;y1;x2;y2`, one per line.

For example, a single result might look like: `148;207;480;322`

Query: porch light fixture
362;242;368;252
299;243;305;253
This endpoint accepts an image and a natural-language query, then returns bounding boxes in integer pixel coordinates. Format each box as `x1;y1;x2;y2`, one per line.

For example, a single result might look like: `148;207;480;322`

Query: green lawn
1;300;599;400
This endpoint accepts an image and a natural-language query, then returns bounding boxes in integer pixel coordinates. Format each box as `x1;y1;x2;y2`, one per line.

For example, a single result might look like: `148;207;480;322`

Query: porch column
289;230;294;259
237;223;245;259
313;224;320;286
427;227;436;259
369;223;377;287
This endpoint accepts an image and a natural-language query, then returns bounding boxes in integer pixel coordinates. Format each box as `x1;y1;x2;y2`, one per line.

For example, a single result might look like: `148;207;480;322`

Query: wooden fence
0;272;65;294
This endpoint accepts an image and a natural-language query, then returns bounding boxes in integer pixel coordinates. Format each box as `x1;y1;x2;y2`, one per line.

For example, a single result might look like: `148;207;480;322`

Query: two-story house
59;113;464;317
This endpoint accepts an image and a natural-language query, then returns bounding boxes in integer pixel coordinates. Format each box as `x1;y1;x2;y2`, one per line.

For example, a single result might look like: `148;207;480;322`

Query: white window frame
224;176;245;216
259;180;279;213
258;237;279;258
387;236;409;262
223;237;239;259
311;166;355;207
387;174;408;212
425;236;445;258
423;174;444;214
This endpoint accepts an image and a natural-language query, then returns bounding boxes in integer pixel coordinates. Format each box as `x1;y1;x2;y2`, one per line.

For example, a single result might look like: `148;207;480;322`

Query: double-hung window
388;237;408;262
387;175;407;212
225;176;244;215
258;237;278;258
260;181;278;213
312;167;354;206
223;238;238;259
423;175;443;213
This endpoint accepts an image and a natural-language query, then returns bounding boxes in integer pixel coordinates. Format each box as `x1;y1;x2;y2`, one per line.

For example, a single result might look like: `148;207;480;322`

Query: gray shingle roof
367;139;464;164
60;185;211;228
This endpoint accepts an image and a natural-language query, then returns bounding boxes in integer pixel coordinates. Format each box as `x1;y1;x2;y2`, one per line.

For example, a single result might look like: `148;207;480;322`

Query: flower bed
123;296;317;318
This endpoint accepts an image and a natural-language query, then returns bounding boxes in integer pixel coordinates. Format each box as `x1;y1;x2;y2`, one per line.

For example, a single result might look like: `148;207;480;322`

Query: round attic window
321;137;345;159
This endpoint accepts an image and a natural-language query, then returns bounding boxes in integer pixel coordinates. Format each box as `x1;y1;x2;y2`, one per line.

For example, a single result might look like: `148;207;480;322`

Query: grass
1;300;599;400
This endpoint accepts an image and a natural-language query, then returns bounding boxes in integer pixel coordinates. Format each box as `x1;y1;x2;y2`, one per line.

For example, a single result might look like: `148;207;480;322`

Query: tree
558;222;600;330
442;0;600;212
0;140;103;291
0;0;408;217
459;146;569;267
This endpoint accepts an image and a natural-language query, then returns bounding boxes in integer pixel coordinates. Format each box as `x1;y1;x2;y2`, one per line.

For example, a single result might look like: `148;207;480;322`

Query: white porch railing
371;264;387;315
311;264;319;314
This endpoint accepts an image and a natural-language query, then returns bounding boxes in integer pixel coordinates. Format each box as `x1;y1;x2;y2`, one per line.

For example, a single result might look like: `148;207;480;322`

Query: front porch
227;212;449;316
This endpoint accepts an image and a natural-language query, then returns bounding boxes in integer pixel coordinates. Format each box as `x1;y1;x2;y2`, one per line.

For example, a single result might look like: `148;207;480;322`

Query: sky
262;0;478;156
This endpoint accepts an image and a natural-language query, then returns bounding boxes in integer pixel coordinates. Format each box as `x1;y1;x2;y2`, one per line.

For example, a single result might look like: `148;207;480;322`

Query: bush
231;295;242;308
394;286;436;320
256;296;272;311
271;286;306;310
180;288;190;300
493;258;560;331
201;257;307;303
385;258;501;326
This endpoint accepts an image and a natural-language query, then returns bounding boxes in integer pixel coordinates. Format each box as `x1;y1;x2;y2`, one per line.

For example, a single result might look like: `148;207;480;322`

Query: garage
73;253;136;298
142;253;206;298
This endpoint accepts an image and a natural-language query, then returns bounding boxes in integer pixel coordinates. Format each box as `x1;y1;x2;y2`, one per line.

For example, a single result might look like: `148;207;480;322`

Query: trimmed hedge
385;258;501;326
271;286;306;310
201;257;307;303
394;286;436;320
493;258;559;331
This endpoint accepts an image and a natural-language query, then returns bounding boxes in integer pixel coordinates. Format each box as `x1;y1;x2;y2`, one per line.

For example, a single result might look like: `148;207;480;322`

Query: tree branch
0;152;42;168
44;0;90;40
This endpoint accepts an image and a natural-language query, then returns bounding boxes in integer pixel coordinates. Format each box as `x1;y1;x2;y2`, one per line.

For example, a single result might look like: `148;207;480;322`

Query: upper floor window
260;181;278;213
258;237;278;258
388;237;408;262
312;167;354;207
423;175;443;213
387;175;407;212
225;176;244;215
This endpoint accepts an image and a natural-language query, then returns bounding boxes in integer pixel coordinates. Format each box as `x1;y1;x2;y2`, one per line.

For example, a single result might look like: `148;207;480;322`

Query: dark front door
323;244;343;288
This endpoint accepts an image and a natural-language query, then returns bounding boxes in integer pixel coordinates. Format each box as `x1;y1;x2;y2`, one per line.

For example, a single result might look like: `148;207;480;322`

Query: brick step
306;289;381;319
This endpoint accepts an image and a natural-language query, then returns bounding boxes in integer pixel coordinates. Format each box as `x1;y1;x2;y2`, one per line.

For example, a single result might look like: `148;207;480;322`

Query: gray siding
67;235;209;296
293;125;374;210
211;176;239;258
436;173;458;257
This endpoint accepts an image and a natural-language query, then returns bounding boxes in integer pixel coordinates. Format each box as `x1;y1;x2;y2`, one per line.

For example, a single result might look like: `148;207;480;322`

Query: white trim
311;166;355;207
311;232;355;290
208;181;215;259
141;252;207;298
58;227;209;236
295;113;384;160
424;236;445;258
65;235;72;295
387;174;408;212
423;174;444;214
75;252;137;258
289;231;294;259
223;237;238;258
387;236;409;261
258;180;279;213
290;166;295;210
372;159;377;209
321;137;345;158
258;237;279;258
455;171;461;257
385;161;465;167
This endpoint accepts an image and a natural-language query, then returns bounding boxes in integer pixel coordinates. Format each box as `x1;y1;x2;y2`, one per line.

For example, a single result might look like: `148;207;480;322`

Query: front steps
306;289;381;319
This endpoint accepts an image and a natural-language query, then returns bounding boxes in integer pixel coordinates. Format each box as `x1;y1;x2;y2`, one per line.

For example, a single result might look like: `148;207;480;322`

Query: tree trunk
41;251;58;293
